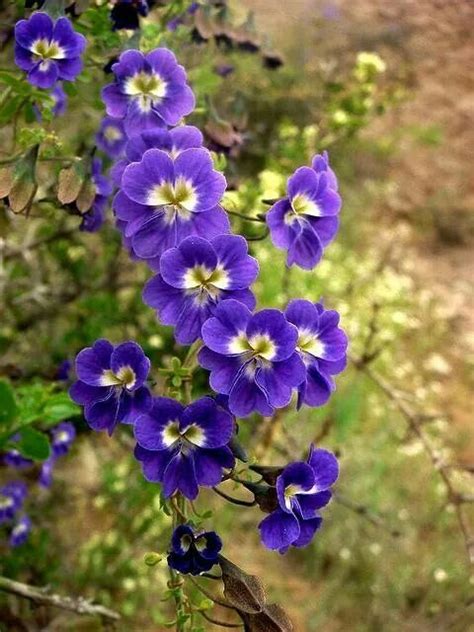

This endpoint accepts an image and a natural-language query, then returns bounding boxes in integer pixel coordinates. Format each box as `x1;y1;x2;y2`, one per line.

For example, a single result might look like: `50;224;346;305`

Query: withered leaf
205;119;243;149
240;603;294;632
0;166;15;199
8;179;37;214
219;556;266;614
76;180;97;214
57;160;86;205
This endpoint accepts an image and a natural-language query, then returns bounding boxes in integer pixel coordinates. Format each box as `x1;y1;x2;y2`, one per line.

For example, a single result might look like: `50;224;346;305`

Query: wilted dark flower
167;524;222;575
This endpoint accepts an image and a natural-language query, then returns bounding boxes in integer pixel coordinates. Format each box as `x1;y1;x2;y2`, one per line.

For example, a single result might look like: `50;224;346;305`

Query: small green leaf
42;393;79;425
0;380;17;426
17;427;50;461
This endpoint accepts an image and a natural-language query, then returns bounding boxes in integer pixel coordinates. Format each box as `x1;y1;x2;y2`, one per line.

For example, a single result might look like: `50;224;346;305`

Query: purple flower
9;515;32;547
285;300;347;408
4;437;33;469
0;482;27;523
14;12;86;89
111;125;203;188
266;156;341;270
111;0;149;31
167;524;222;575
134;396;235;500
199;300;306;417
143;235;258;345
80;158;113;233
34;83;68;120
101;48;195;138
51;421;76;457
114;147;229;262
56;359;72;381
214;63;234;78
96;116;127;159
259;445;338;553
39;457;55;488
69;339;152;435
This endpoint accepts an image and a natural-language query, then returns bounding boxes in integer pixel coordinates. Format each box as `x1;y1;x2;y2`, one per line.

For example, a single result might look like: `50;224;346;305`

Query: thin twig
334;493;401;538
353;355;474;565
3;227;78;261
0;576;120;620
212;486;256;507
200;610;243;628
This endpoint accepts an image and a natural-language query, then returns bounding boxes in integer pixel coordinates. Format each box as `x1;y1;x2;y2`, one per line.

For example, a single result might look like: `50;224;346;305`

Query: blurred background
0;0;473;630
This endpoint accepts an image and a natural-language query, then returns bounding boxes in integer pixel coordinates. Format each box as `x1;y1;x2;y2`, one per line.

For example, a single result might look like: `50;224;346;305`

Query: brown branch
0;575;120;620
334;492;401;538
200;611;243;628
3;227;78;261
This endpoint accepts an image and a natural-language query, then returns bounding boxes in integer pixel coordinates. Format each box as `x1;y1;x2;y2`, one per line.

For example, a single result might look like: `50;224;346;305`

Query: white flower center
0;496;14;510
100;365;136;389
228;333;276;362
147;177;197;223
297;329;325;359
183;264;229;304
124;71;167;112
162;421;206;449
103;125;123;143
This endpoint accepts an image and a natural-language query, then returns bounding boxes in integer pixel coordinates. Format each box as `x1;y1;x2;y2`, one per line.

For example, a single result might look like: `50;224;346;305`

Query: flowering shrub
1;2;349;628
3;2;449;631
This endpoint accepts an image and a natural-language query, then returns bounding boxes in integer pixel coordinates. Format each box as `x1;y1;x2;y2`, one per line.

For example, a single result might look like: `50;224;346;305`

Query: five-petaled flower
134;396;235;500
96;116;127;159
102;49;195;138
111;125;203;188
114;147;229;262
143;234;259;344
259;445;339;553
285;299;347;408
14;12;86;89
167;524;222;575
69;339;152;435
199;300;306;417
266;152;341;270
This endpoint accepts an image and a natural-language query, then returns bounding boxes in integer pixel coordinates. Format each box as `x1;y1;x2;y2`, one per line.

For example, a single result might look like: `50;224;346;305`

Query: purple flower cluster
14;12;85;94
2;421;76;546
267;152;342;270
0;481;30;547
259;445;339;553
64;44;348;565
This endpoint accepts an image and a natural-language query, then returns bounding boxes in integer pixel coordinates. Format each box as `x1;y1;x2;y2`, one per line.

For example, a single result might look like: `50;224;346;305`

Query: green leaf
17;426;50;461
0;380;17;426
42;393;79;426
